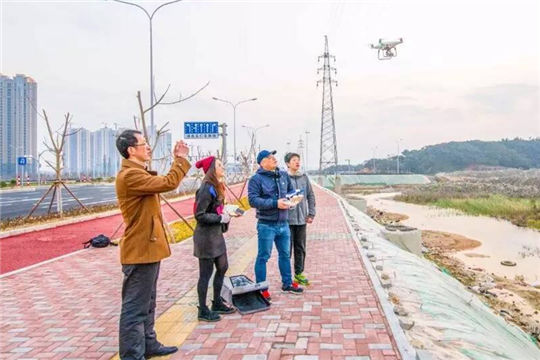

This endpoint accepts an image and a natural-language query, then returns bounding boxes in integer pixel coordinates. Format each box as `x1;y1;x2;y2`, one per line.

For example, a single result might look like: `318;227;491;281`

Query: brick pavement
0;186;402;360
170;187;401;360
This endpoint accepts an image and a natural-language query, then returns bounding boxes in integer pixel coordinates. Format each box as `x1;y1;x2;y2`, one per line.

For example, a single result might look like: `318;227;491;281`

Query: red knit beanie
195;156;215;174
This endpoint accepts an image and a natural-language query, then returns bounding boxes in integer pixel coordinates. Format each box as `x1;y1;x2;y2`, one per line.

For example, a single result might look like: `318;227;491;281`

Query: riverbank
366;203;540;343
366;192;540;282
394;169;540;230
396;192;540;230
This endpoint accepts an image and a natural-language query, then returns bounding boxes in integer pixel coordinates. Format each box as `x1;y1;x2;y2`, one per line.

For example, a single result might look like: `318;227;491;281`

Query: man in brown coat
115;129;190;360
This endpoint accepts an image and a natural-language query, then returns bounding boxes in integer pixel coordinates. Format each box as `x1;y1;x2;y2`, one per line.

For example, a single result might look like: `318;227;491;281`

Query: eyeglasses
132;142;148;147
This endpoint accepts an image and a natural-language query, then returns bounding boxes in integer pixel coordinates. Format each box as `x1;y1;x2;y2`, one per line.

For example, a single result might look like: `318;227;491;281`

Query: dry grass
395;169;540;230
168;196;251;244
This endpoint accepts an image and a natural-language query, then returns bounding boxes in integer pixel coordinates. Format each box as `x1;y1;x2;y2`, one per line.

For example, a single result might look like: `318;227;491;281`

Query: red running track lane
0;183;246;274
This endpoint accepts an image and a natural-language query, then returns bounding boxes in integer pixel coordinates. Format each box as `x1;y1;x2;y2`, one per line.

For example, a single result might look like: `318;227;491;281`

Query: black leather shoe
198;305;221;322
145;345;178;358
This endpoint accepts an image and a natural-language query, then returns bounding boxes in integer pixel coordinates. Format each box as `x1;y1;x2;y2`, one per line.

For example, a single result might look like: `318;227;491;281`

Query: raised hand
174;140;189;158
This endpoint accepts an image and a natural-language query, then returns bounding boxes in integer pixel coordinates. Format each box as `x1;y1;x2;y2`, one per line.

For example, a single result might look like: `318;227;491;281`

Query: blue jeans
255;221;292;288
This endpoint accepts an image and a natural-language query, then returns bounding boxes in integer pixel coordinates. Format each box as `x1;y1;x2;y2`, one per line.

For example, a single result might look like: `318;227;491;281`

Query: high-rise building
61;125;172;179
91;126;120;178
0;74;37;180
63;125;120;179
147;125;172;173
64;127;92;178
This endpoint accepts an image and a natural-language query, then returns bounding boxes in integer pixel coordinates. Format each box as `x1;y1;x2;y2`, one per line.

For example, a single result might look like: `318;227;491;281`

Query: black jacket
248;167;294;223
193;181;227;259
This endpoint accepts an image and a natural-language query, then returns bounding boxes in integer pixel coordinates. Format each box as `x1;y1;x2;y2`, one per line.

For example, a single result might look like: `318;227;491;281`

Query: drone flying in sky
370;38;404;60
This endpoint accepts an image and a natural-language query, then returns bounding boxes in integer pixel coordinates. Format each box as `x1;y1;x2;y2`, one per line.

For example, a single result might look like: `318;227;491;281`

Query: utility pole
297;136;304;165
317;35;339;173
242;124;269;173
372;146;378;173
219;122;228;167
396;138;403;174
304;130;310;172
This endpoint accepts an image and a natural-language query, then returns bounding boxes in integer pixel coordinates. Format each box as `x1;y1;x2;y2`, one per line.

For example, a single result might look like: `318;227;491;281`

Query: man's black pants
289;224;307;276
119;262;162;360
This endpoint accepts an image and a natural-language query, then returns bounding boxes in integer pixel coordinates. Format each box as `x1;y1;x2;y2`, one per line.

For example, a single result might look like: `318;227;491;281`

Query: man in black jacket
248;150;304;301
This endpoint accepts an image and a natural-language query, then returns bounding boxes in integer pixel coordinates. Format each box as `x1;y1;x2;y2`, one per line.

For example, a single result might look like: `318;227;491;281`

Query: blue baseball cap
257;150;277;164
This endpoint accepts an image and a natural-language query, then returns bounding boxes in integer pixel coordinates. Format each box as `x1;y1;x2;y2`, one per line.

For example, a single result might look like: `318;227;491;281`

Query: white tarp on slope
336;192;540;360
313;174;431;187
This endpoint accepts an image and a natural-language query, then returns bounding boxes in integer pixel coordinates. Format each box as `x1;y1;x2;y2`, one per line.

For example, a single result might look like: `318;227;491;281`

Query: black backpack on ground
83;234;111;249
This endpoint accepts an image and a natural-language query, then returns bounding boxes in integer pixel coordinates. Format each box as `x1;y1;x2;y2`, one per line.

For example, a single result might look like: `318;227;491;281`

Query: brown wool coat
115;157;191;264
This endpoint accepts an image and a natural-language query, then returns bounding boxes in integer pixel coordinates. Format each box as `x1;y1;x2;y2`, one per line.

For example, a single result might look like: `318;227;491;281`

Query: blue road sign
184;121;219;139
17;157;27;166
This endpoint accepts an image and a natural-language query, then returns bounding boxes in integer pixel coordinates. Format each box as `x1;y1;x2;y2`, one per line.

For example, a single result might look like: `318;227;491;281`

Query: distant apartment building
64;127;92;178
91;126;120;178
147;125;172;173
62;124;173;179
63;126;118;178
0;74;37;180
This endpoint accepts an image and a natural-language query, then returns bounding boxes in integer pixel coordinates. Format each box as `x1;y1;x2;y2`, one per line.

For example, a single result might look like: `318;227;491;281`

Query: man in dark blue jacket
248;150;304;301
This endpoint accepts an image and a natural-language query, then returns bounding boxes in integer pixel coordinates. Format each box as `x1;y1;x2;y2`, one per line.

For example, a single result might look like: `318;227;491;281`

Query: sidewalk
0;186;402;360
0;184;245;274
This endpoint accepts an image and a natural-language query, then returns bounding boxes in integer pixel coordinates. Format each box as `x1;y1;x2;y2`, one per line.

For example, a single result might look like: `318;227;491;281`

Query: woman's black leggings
197;253;229;308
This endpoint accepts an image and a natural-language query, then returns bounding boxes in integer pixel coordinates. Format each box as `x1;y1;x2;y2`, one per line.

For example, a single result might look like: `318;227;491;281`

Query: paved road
0;179;201;219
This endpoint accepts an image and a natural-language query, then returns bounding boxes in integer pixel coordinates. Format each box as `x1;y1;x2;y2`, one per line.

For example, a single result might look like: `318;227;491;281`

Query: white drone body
370;38;403;60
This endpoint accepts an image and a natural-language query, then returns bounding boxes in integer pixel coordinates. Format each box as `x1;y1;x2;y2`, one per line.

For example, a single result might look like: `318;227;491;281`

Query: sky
1;0;539;170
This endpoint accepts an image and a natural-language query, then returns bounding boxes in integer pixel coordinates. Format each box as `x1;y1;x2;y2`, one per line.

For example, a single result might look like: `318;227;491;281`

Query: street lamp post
111;0;182;145
213;97;257;166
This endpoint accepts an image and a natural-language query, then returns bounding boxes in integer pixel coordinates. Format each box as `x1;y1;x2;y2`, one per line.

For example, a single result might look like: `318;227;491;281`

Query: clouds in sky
1;0;538;168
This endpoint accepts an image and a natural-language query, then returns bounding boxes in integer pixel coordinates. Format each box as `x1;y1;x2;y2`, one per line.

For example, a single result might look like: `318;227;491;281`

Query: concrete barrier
381;225;422;256
345;196;367;213
334;175;342;193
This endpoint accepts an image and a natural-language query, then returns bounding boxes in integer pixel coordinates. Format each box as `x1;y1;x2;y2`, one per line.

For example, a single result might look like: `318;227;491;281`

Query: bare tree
111;81;210;239
135;81;209;171
26;111;88;218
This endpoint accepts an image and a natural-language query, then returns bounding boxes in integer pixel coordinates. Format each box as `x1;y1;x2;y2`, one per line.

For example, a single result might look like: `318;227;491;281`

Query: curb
313;183;417;360
0;187;38;193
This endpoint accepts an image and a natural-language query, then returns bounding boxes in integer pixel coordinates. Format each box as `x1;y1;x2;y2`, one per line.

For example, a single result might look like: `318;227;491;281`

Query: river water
363;192;540;283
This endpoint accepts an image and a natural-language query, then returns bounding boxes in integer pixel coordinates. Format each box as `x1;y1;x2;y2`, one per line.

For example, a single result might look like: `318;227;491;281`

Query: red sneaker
261;290;272;302
282;282;304;294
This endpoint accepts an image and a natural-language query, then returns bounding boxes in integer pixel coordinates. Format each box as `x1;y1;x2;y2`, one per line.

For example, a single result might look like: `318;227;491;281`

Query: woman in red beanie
193;156;236;321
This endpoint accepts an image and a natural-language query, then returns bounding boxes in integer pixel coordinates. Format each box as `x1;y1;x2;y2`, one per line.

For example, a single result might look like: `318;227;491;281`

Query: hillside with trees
323;138;540;174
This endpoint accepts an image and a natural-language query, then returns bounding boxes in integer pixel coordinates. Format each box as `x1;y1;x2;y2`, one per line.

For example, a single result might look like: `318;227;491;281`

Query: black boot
198;305;221;322
211;297;236;314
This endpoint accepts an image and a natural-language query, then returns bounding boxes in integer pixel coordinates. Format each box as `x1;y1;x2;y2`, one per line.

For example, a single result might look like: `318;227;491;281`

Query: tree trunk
56;152;63;217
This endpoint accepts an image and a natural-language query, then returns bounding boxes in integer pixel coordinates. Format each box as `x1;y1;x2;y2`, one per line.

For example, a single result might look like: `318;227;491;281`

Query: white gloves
220;212;231;224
